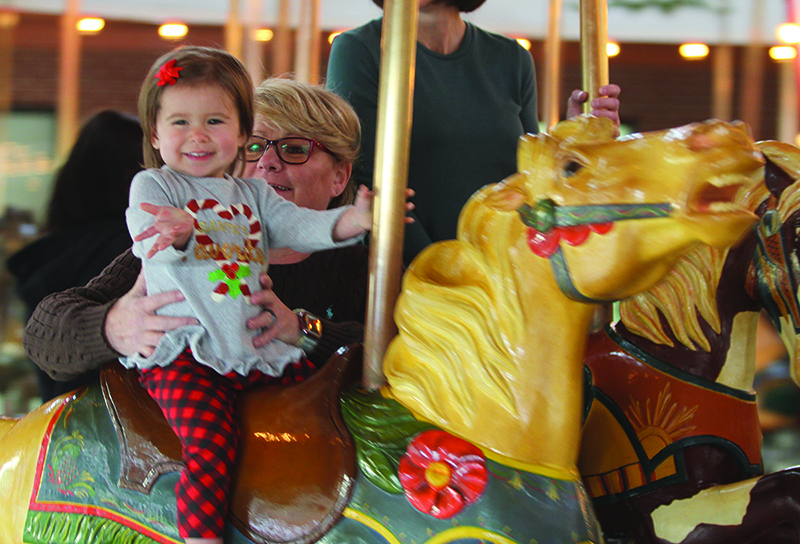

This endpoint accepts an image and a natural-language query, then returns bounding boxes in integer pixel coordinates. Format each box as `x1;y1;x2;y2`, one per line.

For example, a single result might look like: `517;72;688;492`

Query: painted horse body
0;116;763;543
579;140;800;544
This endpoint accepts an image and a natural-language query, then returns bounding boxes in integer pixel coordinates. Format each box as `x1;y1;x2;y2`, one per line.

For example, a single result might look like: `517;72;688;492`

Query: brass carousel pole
362;0;418;390
57;0;81;158
294;0;321;83
579;0;608;111
272;0;292;76
543;0;563;131
225;0;244;60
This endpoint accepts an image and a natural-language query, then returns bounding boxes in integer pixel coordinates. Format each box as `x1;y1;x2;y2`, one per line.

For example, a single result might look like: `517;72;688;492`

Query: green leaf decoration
25;511;160;544
208;269;225;282
341;385;435;494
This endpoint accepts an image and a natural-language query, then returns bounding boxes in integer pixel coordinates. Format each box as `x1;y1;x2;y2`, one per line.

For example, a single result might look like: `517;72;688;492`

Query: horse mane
386;189;530;425
619;182;769;351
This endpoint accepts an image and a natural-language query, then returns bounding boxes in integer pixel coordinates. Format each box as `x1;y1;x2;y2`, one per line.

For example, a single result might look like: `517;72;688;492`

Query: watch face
299;311;322;339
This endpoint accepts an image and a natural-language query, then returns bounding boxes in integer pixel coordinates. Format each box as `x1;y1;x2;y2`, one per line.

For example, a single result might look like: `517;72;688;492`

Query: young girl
125;46;375;543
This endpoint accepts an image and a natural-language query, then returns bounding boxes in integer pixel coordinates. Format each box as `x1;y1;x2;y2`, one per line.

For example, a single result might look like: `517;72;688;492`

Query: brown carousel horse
579;140;800;544
0;116;763;544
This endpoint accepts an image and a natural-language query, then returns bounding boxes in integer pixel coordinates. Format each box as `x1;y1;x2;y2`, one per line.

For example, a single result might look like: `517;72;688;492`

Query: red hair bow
155;59;183;86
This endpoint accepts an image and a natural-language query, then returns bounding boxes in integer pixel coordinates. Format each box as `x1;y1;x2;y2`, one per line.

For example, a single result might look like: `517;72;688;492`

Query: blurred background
0;0;799;445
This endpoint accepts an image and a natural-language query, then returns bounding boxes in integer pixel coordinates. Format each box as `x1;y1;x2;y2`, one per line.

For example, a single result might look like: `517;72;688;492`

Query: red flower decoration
398;429;488;519
155;59;183;86
526;222;613;258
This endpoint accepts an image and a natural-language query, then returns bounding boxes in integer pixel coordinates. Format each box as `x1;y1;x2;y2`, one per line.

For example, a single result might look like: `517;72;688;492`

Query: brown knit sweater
24;246;368;382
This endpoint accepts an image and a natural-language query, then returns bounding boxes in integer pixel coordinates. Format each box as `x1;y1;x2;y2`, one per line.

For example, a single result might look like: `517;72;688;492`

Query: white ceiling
11;0;792;46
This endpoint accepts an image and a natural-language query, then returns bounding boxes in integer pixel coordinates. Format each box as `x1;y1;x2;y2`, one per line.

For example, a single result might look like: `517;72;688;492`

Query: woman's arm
24;249;141;380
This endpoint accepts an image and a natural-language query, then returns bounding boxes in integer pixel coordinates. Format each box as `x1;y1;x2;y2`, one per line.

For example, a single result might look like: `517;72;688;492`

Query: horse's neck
615;233;761;390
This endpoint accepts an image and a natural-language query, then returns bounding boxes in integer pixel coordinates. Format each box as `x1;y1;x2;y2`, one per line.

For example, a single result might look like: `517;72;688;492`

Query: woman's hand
247;273;303;348
135;203;194;258
566;84;621;135
105;270;198;357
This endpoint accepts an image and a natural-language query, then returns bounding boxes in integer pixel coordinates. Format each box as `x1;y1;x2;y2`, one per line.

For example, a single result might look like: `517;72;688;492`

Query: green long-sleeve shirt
327;18;539;264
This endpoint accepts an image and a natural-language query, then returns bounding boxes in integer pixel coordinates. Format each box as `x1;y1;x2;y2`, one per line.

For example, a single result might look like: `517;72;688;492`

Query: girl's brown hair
138;46;254;172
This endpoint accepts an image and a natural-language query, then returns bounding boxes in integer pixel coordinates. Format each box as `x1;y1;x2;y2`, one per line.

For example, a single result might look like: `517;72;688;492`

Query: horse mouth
689;172;753;214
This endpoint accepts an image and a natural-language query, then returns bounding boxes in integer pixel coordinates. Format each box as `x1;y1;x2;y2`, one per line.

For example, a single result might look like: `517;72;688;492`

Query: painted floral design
398;429;488;518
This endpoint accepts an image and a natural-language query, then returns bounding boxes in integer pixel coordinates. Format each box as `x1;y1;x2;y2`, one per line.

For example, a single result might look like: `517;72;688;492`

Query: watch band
293;309;322;353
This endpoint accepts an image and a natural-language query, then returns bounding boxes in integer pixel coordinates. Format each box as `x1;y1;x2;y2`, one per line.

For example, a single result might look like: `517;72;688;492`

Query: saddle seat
100;345;360;543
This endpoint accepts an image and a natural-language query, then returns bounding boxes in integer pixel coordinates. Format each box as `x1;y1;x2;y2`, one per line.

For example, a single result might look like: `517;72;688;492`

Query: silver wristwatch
293;309;322;353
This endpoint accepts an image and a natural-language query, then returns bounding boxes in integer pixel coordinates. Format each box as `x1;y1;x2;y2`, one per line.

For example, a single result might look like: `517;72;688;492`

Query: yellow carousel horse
0;116;763;544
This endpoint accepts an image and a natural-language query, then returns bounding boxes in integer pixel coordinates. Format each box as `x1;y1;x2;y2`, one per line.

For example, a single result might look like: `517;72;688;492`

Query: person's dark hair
369;0;486;13
45;110;144;233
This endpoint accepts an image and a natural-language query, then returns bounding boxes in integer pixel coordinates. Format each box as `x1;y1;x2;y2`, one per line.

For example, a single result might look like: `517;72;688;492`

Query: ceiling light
0;10;20;29
254;28;273;42
770;45;797;61
77;17;104;34
679;43;709;59
607;41;620;57
516;38;532;51
159;23;188;39
328;31;342;44
778;23;800;44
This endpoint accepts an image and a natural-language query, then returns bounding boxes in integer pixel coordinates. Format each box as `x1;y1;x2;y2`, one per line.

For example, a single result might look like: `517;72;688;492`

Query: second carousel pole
580;0;609;110
362;0;418;390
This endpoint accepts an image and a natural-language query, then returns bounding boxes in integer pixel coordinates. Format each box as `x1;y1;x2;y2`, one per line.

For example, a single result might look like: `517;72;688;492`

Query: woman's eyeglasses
244;136;333;165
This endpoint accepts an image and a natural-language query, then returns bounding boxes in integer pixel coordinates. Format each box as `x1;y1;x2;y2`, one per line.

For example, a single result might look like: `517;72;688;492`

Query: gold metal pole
273;0;292;76
225;0;244;60
543;0;563;130
243;0;264;85
362;0;418;390
579;0;608;113
712;44;733;121
57;0;81;158
294;0;321;83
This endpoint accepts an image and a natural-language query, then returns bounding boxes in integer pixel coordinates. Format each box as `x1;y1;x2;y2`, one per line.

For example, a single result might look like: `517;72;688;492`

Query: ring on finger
265;308;277;328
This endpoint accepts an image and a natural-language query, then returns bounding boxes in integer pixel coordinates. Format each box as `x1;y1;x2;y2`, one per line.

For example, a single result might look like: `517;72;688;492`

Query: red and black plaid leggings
138;349;317;539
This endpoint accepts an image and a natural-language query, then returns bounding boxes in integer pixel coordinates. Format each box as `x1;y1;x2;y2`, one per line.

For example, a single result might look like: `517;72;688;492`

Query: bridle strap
518;200;673;232
518;199;674;302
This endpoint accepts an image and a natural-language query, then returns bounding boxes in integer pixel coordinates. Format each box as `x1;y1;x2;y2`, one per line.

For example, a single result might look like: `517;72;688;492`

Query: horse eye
564;160;584;177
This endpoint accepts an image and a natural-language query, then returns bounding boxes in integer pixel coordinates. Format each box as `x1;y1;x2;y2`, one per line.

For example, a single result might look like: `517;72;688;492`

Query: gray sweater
124;166;360;376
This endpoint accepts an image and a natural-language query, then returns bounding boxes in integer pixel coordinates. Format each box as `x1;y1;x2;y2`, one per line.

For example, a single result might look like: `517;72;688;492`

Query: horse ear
758;141;800;199
764;157;795;199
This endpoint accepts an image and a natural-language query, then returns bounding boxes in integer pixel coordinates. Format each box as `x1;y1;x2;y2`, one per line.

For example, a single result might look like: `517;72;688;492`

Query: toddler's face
152;83;245;178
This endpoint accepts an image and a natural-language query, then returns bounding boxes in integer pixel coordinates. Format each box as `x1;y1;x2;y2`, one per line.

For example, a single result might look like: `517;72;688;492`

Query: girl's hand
352;184;375;231
334;185;415;240
352;185;416;227
135;203;194;258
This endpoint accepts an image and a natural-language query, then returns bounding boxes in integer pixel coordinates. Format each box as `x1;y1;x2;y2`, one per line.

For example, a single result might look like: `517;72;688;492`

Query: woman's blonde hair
138;46;254;172
254;77;361;207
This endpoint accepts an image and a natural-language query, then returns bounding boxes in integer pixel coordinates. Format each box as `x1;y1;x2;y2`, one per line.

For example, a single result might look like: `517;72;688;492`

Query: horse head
383;115;762;470
750;141;800;387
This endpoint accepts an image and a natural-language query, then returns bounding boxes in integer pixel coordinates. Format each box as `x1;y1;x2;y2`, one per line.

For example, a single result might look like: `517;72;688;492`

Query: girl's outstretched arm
332;185;415;241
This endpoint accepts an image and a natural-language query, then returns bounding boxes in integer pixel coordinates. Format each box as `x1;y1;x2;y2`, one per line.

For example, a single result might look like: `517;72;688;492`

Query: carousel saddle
100;345;360;543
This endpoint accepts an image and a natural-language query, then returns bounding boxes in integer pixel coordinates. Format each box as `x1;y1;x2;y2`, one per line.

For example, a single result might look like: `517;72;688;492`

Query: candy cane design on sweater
186;199;263;302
